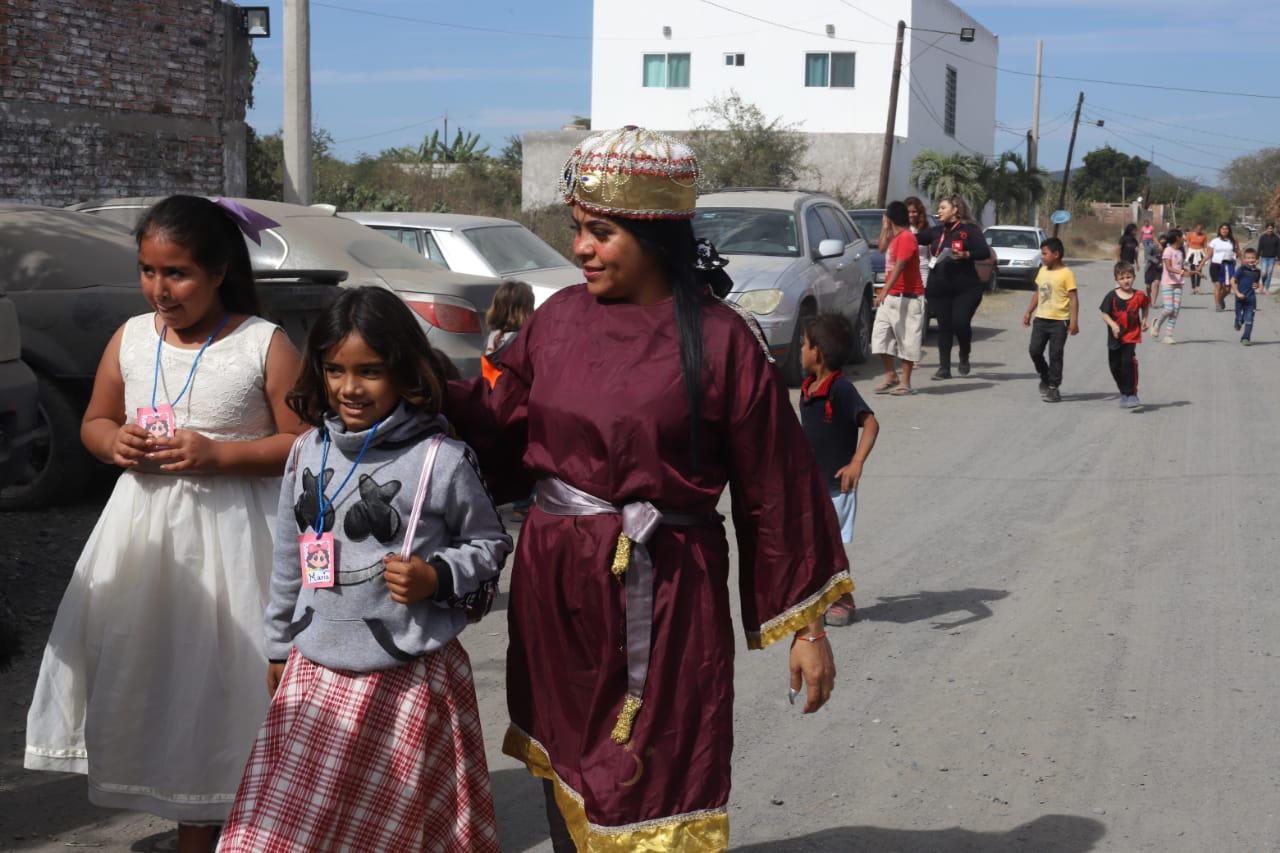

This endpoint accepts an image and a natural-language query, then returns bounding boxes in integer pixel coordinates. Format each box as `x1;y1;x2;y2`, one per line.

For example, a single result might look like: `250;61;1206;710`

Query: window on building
804;52;855;87
724;53;745;67
944;65;958;137
643;53;691;88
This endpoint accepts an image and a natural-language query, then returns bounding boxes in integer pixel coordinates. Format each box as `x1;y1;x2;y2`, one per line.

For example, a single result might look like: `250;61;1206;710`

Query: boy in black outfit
798;314;880;627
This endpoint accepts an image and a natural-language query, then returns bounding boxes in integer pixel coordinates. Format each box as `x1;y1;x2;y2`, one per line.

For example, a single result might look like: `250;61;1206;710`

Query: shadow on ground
733;814;1106;852
492;766;552;852
1132;400;1192;413
920;382;996;396
856;588;1009;629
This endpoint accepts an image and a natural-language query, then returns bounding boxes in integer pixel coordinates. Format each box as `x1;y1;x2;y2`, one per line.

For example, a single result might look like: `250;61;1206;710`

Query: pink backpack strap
399;433;446;562
285;427;317;476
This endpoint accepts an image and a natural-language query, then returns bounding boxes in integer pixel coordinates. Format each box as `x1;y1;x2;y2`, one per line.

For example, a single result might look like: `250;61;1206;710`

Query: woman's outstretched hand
789;621;836;713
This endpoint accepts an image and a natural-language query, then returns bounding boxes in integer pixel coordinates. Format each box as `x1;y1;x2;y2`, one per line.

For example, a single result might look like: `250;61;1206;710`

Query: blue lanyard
151;315;232;410
314;420;382;533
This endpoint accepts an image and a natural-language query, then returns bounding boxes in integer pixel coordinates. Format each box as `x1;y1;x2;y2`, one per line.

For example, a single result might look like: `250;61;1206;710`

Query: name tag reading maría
300;533;336;589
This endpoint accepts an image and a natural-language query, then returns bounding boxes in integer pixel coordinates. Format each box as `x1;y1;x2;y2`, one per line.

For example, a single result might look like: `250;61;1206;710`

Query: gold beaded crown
558;126;700;220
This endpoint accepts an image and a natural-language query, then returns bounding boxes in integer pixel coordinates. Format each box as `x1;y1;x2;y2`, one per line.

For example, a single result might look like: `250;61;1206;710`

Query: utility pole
1053;92;1084;238
283;0;312;204
876;19;906;208
1029;40;1043;225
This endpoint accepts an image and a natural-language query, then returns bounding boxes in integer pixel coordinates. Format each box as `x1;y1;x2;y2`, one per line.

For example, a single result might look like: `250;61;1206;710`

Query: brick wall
0;0;251;205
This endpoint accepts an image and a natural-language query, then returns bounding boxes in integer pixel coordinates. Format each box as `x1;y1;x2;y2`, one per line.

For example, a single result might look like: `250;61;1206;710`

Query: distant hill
1049;164;1206;191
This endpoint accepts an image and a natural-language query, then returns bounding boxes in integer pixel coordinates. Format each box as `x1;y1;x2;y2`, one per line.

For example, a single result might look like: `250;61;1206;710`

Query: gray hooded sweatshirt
264;403;511;671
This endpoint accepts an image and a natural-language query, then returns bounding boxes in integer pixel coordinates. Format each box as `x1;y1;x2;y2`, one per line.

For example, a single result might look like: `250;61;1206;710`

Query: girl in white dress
25;195;303;853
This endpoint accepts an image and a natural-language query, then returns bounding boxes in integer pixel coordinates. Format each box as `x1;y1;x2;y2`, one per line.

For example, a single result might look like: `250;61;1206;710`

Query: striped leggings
1155;286;1183;335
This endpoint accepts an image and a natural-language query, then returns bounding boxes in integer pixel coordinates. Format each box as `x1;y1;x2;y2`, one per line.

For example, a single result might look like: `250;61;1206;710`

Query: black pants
930;287;983;370
1107;342;1138;396
544;781;575;852
1029;317;1069;388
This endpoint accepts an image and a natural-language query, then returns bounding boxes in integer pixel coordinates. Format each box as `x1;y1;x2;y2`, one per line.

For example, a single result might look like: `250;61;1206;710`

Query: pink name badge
299;533;336;589
136;405;175;441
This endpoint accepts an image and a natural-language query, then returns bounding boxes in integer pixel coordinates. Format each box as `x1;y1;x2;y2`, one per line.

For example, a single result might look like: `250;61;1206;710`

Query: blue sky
246;0;1276;186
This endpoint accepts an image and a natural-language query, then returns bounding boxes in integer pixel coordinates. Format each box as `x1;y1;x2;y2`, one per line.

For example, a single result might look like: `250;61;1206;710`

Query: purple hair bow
212;197;280;245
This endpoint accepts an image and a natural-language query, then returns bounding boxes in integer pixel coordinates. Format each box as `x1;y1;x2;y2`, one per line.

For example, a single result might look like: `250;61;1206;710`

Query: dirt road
3;261;1278;851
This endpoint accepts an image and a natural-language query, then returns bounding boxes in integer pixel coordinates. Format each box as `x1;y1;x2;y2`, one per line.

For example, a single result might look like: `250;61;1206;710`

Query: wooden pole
876;20;906;208
1053;92;1084;238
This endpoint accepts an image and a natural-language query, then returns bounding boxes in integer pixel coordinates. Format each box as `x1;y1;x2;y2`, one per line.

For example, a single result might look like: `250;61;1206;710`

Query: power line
1087;103;1274;148
1094;124;1221;177
1083;112;1249;158
335;115;444;145
313;2;592;40
695;0;891;45
833;0;895;30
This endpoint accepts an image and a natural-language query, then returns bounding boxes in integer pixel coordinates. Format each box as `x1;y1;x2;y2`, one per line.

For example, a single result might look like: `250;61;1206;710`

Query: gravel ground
3;262;1279;851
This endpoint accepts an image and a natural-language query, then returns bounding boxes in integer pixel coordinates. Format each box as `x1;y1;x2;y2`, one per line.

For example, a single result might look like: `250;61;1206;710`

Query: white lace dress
25;313;283;824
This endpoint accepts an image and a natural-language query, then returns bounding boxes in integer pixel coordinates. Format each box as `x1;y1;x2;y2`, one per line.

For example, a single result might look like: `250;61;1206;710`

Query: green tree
1179;192;1232;230
1070;145;1149;202
909;150;983;209
689;91;809;189
498;135;523;171
246;127;283;201
1222;147;1280;210
990;151;1048;224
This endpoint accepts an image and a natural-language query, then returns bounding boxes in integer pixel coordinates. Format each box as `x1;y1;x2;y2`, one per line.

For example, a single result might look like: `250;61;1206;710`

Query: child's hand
111;424;151;468
1110;325;1121;339
1141;320;1149;331
1022;311;1032;327
145;430;220;473
1068;322;1079;336
835;460;863;493
267;662;285;696
383;554;439;604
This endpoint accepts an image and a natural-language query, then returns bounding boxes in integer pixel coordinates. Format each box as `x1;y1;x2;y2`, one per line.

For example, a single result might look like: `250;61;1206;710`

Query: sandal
824;594;857;627
889;385;915;396
873;375;900;394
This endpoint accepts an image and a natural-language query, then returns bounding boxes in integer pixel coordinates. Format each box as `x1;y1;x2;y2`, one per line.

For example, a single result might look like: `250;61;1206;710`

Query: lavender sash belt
534;477;705;745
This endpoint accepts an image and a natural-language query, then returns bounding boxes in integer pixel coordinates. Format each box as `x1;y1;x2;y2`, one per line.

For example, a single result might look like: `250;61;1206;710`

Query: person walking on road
1232;249;1264;345
1141;221;1156;256
1185;223;1208;295
1209;223;1239;312
1152;229;1187;343
1144;232;1167;300
904;195;934;287
446;126;850;852
1099;261;1151;409
918;195;992;380
24;196;305;853
1256;223;1278;293
1118;223;1140;267
872;201;926;394
798;314;879;627
1022;237;1079;403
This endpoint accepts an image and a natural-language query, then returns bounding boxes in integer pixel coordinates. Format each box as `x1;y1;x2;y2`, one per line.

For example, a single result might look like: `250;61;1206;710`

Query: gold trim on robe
503;725;731;852
746;571;855;650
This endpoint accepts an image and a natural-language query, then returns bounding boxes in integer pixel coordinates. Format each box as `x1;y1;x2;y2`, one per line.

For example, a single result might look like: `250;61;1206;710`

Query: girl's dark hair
485;279;535;332
287;286;447;427
1122;223;1138;239
904;196;927;224
1219;222;1235;243
134;195;261;315
611;216;728;464
801;314;855;369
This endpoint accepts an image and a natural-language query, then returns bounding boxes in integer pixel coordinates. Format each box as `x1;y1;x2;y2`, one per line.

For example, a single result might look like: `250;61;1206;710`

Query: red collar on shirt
801;369;842;402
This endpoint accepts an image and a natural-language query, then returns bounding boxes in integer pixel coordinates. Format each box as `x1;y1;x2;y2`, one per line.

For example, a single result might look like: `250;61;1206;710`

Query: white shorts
871;293;925;363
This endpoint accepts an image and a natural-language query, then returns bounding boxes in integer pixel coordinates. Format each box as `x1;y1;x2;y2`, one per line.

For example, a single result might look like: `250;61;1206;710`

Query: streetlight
876;21;978;207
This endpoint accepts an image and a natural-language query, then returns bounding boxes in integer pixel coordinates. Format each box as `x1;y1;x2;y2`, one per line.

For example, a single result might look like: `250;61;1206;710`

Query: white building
523;0;998;209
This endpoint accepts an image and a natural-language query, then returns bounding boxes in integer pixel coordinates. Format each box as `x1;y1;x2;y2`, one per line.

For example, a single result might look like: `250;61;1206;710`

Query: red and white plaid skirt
217;641;499;852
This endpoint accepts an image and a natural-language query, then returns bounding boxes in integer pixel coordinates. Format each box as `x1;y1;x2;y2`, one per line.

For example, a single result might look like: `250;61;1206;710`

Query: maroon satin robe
447;285;850;847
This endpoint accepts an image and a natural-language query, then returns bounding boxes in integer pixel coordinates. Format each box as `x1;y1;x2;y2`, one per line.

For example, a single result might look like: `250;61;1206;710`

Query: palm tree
910;150;997;222
990;151;1048;225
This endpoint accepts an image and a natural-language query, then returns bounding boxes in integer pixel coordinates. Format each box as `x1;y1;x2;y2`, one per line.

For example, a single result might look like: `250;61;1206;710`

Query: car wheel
851;291;874;364
0;375;96;510
780;301;816;388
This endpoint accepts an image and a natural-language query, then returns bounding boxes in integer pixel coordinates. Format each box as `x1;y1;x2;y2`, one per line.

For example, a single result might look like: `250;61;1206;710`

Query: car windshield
985;229;1041;250
268;216;442;273
692;209;799;257
463;225;571;275
847;213;883;246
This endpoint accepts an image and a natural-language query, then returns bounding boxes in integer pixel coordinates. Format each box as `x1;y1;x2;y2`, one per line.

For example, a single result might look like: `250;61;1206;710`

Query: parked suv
693;189;876;385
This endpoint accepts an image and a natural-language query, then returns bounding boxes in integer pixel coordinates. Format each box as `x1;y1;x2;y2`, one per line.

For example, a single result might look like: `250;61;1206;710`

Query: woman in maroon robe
447;127;852;851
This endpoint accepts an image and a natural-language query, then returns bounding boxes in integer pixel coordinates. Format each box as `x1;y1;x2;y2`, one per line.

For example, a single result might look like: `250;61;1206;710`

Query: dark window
421;231;447;267
805;52;855;87
805;207;829;255
944;66;958;137
724;53;745;66
831;53;856;87
644;53;691;88
816;207;849;249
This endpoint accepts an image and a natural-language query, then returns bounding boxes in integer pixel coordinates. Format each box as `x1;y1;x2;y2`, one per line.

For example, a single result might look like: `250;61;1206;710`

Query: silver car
69;198;501;377
693;190;876;385
342;211;582;307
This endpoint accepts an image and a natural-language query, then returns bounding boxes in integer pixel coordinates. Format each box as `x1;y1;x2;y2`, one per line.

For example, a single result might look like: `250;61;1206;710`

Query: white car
984;225;1047;286
342;212;582;306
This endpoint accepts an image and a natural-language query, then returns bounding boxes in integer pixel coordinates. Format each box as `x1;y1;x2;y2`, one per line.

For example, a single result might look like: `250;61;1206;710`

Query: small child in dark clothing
1232;249;1263;344
1099;261;1150;409
799;314;880;627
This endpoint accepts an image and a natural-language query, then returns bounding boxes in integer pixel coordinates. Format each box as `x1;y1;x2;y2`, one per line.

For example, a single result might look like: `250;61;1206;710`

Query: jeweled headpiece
558;126;699;220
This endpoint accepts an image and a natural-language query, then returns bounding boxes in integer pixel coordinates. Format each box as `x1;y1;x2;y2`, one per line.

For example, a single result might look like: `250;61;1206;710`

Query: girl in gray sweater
219;287;510;852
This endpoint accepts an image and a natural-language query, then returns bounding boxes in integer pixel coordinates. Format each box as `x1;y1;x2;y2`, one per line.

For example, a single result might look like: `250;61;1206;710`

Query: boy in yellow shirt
1022;237;1079;403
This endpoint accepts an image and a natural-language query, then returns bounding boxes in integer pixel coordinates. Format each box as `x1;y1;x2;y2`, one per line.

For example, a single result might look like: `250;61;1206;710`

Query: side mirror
816;238;845;259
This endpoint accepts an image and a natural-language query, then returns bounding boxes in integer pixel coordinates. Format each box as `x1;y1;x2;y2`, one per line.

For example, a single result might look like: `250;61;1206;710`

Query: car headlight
1010;258;1035;267
736;289;785;316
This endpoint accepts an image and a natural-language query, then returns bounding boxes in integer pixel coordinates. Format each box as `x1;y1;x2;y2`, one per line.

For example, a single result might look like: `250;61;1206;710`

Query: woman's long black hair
134;195;261;315
611;217;732;465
